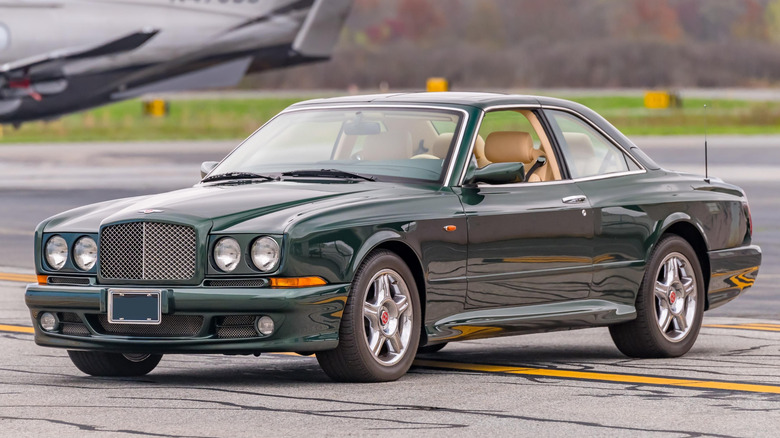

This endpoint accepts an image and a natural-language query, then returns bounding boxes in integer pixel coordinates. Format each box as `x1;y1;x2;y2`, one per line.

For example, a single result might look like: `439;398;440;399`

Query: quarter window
546;110;639;179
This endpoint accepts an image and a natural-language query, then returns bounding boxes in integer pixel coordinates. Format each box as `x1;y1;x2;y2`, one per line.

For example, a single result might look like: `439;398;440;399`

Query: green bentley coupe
25;92;761;382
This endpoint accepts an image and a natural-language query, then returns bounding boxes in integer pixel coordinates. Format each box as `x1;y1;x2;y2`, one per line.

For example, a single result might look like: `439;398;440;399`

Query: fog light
40;312;59;332
256;316;274;336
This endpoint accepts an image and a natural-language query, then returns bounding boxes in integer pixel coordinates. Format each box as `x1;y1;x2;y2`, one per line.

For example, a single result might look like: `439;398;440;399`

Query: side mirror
467;162;525;185
200;161;219;179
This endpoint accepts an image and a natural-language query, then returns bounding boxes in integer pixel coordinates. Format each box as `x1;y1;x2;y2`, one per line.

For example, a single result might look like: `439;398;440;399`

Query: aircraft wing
0;29;158;101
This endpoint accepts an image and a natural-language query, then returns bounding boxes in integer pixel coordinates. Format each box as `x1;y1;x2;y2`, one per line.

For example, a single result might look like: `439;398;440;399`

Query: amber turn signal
37;275;48;285
269;277;327;288
443;225;457;232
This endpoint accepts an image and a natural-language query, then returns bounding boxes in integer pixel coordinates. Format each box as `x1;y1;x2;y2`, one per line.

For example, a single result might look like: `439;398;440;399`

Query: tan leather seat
361;131;412;160
562;132;596;177
473;135;489;168
484;131;547;182
431;132;453;158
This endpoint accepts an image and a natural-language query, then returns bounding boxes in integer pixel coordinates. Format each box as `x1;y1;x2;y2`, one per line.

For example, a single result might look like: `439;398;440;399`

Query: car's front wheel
610;235;705;358
67;351;162;377
317;250;420;382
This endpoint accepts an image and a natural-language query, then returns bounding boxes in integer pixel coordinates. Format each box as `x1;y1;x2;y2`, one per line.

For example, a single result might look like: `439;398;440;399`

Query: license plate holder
108;289;162;324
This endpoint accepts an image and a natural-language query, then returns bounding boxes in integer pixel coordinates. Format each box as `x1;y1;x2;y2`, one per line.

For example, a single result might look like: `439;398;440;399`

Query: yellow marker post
644;90;681;109
426;77;449;92
143;99;169;117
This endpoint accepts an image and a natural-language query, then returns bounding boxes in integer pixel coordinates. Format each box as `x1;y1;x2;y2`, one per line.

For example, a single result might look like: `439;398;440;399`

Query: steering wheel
410;154;440;160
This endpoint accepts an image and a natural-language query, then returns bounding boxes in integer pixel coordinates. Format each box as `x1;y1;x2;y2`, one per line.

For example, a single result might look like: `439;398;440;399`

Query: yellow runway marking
0;272;37;283
704;323;780;332
0;324;34;334
413;359;780;394
1;322;778;394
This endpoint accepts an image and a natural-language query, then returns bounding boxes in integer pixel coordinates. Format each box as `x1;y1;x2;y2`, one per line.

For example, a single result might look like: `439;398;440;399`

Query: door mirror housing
200;161;219;179
466;162;525;185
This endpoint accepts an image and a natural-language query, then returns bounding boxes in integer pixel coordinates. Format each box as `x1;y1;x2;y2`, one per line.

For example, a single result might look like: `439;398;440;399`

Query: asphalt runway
0;136;779;436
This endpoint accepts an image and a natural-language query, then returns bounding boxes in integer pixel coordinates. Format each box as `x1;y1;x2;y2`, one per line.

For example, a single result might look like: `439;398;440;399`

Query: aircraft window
0;24;9;52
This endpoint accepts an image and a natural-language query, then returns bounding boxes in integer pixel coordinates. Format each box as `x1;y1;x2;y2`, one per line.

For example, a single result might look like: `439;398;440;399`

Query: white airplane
0;0;352;125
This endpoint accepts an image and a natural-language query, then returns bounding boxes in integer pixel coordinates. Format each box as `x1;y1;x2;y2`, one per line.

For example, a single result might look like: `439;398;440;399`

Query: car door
543;108;650;305
456;108;594;310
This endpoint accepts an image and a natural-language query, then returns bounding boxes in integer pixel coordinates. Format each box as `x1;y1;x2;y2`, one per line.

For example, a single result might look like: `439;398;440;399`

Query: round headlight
73;236;97;271
214;237;241;272
251;236;280;272
44;235;68;270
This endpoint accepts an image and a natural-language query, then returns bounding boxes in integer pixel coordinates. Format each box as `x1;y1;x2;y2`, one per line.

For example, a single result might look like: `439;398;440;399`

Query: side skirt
425;299;636;343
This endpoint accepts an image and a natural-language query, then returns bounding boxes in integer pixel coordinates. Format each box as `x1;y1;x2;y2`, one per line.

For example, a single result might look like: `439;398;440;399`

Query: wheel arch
351;236;428;345
659;220;711;310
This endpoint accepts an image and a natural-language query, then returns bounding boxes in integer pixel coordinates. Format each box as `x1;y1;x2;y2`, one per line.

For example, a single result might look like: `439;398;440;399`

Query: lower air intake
93;314;203;337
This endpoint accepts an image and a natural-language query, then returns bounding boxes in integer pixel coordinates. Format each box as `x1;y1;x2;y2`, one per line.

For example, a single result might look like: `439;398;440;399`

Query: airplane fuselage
0;0;351;123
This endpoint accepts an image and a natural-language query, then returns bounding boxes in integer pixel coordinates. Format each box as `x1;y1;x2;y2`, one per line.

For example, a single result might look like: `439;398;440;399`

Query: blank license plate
108;289;162;324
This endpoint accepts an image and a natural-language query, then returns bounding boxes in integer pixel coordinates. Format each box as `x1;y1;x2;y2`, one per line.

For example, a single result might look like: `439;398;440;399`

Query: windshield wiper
282;169;376;181
202;172;277;183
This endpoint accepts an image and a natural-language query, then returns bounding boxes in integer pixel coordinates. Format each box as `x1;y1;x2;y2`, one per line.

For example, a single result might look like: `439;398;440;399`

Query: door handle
562;195;587;204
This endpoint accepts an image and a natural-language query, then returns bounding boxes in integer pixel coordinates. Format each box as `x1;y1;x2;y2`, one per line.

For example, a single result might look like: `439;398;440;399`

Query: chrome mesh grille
60;312;90;336
216;315;259;339
204;279;268;288
94;314;203;337
48;276;90;286
100;222;196;281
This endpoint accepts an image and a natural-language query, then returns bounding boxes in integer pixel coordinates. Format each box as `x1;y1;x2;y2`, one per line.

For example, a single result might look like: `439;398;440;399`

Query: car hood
42;181;396;234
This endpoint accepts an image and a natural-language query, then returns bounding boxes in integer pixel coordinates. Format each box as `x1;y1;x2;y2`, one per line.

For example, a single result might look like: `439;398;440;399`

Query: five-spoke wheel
362;269;414;366
653;252;698;342
610;235;704;358
317;250;420;382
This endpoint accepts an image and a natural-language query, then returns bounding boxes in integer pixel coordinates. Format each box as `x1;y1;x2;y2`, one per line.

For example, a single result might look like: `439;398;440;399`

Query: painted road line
0;324;34;334
704;324;780;332
413;359;780;395
1;321;778;395
0;272;37;283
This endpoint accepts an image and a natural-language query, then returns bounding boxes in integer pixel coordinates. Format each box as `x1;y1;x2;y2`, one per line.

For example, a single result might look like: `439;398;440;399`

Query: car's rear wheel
67;351;162;377
610;235;704;358
317;250;420;382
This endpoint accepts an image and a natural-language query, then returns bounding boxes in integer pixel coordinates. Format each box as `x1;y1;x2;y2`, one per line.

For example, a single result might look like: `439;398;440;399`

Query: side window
0;24;8;52
546;110;639;179
475;109;562;182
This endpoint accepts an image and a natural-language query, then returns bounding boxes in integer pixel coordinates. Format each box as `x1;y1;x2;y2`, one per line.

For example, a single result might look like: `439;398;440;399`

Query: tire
317;250;421;382
610;235;705;358
417;342;448;355
67;351;162;377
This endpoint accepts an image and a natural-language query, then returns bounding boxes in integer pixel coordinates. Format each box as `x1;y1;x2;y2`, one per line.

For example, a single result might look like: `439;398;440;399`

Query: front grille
60;312;90;336
93;314;203;337
216;315;259;339
100;222;196;281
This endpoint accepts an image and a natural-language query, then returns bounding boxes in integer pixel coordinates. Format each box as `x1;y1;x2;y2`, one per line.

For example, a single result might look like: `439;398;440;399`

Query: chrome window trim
540;105;646;171
204;104;470;186
455;103;647;187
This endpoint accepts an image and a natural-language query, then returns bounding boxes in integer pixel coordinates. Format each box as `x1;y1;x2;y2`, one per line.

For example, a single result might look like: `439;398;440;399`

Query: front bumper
707;244;761;310
25;283;350;354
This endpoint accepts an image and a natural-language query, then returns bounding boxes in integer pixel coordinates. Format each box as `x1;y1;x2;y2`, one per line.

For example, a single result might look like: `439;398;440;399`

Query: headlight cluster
213;236;280;273
44;235;97;271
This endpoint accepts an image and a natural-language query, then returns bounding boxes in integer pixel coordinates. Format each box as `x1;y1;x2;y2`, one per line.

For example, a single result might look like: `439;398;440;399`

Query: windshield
210;107;464;183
